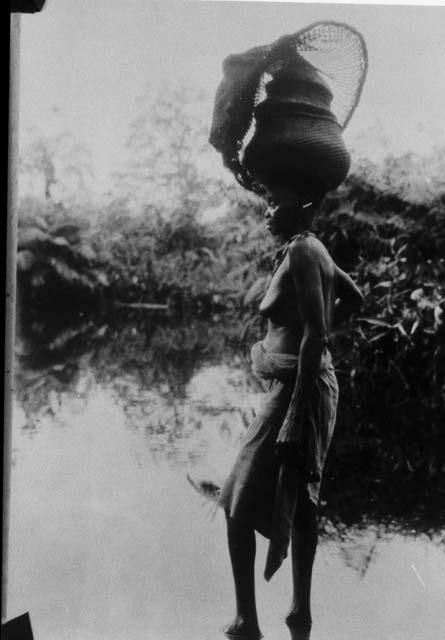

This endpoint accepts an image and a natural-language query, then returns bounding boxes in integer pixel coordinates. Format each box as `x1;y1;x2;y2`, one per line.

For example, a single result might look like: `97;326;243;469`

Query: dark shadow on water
14;310;445;541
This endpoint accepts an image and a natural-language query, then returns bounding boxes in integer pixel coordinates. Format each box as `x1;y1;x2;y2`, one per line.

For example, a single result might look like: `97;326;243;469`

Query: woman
219;186;363;639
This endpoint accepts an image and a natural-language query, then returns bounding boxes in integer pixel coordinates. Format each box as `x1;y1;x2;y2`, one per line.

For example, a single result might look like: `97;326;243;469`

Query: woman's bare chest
259;254;295;317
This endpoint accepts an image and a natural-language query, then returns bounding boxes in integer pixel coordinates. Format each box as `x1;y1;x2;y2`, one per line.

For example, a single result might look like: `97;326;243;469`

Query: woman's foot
284;607;312;630
223;616;263;639
286;624;312;640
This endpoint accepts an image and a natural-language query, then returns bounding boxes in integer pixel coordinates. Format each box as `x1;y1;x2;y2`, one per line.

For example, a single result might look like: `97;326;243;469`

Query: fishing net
209;21;368;193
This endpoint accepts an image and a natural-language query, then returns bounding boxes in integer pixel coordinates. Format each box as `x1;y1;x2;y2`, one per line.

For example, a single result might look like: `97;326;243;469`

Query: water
7;314;445;640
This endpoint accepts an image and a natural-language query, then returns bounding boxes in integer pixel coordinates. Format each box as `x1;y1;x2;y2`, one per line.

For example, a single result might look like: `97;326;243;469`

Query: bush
313;172;445;524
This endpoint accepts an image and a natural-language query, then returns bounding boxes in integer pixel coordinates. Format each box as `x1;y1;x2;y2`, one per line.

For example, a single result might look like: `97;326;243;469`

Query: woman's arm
333;264;364;326
293;244;328;383
276;242;327;447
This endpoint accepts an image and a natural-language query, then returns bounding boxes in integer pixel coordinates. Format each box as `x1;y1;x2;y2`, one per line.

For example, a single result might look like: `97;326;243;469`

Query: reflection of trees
338;533;379;578
14;312;256;433
88;313;255;394
15;312;445;536
15;318;105;430
318;520;382;577
320;522;444;578
98;316;258;472
118;381;250;469
320;436;445;537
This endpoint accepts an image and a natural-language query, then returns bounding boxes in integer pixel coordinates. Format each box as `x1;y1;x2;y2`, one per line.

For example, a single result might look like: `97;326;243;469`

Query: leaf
367;332;387;343
52;236;70;247
410;288;424;301
395;323;408;337
410;319;420;335
50;259;80;283
358;317;394;328
18;227;51;251
94;271;109;287
200;247;217;261
16;250;36;272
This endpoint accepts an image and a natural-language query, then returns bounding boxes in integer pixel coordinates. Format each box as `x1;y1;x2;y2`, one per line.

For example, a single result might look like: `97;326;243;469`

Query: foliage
17;87;235;310
313;175;445;522
19;132;94;205
351;145;445;205
112;85;223;213
88;201;231;307
17;197;109;316
16;91;445;526
15;309;444;532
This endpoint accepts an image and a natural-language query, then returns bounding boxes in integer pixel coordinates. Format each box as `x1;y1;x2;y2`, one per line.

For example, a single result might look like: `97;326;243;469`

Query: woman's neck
281;215;314;242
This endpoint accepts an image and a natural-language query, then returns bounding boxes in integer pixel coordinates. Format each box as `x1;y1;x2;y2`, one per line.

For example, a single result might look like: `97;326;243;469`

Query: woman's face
264;187;307;237
264;203;292;236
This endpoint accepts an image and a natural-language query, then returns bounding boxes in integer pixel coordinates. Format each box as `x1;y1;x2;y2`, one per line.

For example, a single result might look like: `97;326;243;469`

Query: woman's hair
264;175;328;207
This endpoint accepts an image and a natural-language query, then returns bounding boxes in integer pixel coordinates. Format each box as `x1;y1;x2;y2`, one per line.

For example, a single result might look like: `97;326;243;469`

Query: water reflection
8;313;445;640
14;312;445;534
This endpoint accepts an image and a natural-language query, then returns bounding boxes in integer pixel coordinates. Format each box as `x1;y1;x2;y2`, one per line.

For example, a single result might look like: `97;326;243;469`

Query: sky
18;0;445;197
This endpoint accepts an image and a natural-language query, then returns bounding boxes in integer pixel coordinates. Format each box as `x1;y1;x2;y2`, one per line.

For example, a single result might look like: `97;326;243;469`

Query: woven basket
209;22;368;196
243;59;350;196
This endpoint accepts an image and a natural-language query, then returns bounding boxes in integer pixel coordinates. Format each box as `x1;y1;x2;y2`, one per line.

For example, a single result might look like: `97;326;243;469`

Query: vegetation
318;175;445;529
16;89;445;530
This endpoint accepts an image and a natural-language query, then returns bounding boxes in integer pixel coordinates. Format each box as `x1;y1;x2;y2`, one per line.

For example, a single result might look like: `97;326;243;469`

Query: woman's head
263;185;324;239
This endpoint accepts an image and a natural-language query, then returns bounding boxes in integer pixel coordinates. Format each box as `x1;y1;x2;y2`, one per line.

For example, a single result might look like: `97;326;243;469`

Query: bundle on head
209;22;368;198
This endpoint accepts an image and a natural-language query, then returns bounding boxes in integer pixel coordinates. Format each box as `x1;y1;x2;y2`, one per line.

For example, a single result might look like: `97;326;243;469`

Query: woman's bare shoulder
288;233;332;269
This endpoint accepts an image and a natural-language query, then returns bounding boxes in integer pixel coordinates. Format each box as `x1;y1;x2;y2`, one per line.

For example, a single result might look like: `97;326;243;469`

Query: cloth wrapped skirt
218;344;338;579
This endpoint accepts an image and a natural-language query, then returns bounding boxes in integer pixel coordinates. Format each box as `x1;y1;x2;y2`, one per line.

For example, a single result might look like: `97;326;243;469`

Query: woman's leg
285;490;318;628
225;512;262;638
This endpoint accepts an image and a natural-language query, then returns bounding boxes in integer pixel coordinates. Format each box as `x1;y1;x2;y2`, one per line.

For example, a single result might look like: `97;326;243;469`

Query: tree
20;131;95;206
112;84;229;215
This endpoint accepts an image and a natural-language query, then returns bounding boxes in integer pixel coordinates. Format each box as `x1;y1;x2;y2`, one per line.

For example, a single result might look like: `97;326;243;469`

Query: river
6;312;445;640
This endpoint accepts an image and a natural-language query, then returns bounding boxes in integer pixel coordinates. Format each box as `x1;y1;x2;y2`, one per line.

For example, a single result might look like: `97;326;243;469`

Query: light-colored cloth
218;341;338;580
